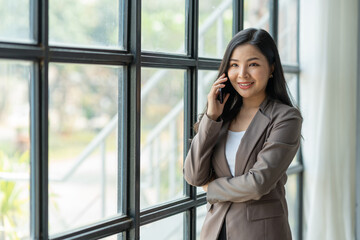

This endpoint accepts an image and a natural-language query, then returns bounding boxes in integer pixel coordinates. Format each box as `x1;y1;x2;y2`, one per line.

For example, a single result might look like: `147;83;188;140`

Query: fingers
214;85;225;94
206;74;230;120
202;184;208;192
210;74;228;97
213;73;228;86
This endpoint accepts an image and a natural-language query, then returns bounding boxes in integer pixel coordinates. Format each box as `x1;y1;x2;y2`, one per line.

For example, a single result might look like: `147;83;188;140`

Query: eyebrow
229;57;260;62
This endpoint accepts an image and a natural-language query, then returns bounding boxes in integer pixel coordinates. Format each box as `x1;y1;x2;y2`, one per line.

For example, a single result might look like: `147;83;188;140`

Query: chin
237;90;251;98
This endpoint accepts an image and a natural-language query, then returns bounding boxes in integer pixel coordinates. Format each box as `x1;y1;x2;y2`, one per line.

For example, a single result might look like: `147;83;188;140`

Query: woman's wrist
206;112;220;121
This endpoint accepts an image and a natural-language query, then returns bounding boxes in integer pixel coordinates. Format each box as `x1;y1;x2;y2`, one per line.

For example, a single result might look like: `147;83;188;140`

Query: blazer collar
235;97;271;175
234;108;270;175
259;96;271;114
217;97;272;177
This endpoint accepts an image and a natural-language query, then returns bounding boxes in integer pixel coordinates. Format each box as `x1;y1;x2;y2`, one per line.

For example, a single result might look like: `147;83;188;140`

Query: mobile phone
217;73;231;104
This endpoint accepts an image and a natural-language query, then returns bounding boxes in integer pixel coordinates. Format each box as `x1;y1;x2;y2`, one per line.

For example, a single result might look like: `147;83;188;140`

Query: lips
238;82;254;89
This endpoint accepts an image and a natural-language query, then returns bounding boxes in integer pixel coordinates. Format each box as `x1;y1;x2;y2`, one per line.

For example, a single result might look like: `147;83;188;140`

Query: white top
225;130;246;176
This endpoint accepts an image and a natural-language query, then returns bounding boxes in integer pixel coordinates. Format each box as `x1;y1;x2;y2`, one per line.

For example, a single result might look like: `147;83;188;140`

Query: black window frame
0;0;303;239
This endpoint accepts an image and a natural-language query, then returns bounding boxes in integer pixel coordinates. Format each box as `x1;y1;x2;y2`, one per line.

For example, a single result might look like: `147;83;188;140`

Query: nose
238;65;249;79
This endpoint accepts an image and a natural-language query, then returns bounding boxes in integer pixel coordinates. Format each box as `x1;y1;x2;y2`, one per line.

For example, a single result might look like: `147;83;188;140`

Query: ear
270;64;275;74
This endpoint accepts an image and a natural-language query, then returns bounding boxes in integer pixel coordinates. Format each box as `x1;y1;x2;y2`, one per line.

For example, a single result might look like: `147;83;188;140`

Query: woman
183;28;302;240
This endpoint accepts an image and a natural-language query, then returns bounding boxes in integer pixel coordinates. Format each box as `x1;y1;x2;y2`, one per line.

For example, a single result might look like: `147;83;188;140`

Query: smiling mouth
239;82;253;86
238;82;254;89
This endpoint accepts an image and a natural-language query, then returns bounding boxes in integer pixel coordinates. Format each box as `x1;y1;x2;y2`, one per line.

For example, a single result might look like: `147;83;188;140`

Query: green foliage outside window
0;150;29;240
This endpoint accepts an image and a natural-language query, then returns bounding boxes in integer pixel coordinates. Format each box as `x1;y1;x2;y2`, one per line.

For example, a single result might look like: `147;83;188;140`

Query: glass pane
285;174;299;240
199;0;233;58
196;204;207;239
244;0;270;31
197;70;217;115
0;60;31;239
0;0;34;43
100;233;124;239
49;0;123;49
141;213;184;240
197;186;206;195
278;0;298;64
285;73;298;106
48;63;122;235
285;73;299;167
140;68;184;209
142;0;185;54
289;152;299;167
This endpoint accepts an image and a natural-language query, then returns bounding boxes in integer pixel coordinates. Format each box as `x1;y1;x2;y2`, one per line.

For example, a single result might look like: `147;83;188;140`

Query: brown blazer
184;97;302;240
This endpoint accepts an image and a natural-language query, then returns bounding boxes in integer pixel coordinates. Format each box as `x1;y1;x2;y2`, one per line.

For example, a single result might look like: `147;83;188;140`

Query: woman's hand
202;175;215;192
207;73;230;121
202;183;209;192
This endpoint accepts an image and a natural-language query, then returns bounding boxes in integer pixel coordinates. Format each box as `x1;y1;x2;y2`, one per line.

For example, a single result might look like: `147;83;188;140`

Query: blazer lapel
234;101;271;176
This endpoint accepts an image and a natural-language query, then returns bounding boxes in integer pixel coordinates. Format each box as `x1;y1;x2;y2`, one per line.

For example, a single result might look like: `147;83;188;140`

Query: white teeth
240;83;253;86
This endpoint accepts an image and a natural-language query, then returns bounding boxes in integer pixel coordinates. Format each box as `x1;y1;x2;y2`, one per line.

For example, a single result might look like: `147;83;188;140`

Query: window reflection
49;0;123;49
285;73;298;106
199;0;233;58
141;213;184;240
0;1;34;43
48;63;122;235
140;68;185;209
244;0;270;31
285;174;299;240
196;205;207;239
142;0;185;53
0;60;31;239
278;0;298;64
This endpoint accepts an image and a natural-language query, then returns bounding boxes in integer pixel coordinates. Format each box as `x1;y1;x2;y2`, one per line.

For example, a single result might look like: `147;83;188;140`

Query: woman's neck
242;94;266;110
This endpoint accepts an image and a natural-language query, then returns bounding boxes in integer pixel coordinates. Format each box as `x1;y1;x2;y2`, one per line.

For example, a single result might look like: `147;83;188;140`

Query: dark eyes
229;63;259;67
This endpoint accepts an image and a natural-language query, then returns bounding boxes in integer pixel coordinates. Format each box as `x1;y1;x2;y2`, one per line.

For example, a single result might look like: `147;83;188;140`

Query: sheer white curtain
299;0;358;239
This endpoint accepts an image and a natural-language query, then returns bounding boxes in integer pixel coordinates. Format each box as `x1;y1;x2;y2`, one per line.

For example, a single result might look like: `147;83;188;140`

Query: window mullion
127;0;141;238
184;0;199;239
233;0;244;34
30;0;49;239
269;0;279;44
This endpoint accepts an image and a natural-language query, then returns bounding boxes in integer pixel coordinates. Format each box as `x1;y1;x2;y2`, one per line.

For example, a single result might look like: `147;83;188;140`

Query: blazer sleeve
183;114;223;186
206;108;302;204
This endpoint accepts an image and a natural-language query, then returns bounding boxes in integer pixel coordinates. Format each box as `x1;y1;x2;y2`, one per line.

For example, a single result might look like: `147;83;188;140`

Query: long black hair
194;28;294;132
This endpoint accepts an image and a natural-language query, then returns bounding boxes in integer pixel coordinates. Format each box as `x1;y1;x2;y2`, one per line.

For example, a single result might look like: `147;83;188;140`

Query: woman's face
227;44;273;102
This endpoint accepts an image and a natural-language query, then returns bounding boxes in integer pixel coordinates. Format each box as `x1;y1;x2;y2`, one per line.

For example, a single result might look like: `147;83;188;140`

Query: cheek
228;74;238;86
252;69;270;82
227;69;237;80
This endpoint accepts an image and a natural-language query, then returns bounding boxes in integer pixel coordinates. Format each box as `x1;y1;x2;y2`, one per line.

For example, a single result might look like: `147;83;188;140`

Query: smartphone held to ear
217;73;231;104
